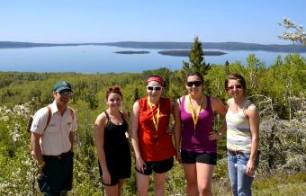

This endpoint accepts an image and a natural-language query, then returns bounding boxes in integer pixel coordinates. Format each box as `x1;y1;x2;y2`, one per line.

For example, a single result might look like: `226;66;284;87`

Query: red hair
106;86;122;99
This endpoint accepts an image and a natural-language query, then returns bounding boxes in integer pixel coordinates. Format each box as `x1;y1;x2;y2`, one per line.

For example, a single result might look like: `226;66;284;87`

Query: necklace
107;109;123;125
147;97;160;140
188;95;203;134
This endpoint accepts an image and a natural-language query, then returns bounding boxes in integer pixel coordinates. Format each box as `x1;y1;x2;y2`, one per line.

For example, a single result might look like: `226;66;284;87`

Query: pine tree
182;36;210;77
224;60;230;75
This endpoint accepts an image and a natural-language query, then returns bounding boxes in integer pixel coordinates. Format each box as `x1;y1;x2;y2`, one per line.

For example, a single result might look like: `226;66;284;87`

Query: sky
1;0;306;44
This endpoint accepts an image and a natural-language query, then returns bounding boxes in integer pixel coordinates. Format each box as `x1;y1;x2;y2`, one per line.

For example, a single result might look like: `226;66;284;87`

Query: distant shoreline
158;50;226;57
114;50;150;54
1;41;306;52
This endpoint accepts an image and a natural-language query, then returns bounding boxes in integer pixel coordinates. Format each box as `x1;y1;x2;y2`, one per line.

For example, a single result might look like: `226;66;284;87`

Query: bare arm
69;109;77;152
31;133;44;165
130;101;145;172
94;112;111;184
69;132;74;152
30;107;50;165
245;105;260;175
209;97;227;140
173;99;181;158
123;111;130;139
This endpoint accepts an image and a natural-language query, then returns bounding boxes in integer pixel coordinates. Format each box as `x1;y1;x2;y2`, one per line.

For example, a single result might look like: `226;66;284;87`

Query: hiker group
30;72;260;196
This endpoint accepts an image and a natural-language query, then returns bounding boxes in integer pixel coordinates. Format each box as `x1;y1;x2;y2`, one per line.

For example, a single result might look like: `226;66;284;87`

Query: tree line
0;37;305;195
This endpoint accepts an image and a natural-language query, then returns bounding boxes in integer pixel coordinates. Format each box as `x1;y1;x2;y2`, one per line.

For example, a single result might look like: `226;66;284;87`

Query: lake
0;45;305;73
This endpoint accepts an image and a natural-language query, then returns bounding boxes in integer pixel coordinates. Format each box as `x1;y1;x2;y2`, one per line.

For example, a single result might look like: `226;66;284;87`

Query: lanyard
147;97;160;132
188;95;203;132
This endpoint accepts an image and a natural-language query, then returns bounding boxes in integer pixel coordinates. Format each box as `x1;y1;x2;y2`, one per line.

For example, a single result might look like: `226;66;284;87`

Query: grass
210;172;306;196
253;172;306;196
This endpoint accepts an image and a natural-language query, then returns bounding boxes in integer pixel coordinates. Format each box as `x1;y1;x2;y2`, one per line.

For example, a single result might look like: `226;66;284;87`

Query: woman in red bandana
131;75;177;196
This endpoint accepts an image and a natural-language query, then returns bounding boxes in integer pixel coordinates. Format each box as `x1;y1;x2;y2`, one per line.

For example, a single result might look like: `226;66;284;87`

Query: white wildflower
0;116;9;122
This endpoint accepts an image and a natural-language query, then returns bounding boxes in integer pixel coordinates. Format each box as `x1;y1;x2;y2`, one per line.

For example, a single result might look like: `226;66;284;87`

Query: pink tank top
180;96;216;153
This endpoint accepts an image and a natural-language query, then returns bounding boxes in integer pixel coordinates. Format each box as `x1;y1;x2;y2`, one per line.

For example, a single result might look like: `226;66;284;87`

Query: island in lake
158;50;226;57
114;50;150;54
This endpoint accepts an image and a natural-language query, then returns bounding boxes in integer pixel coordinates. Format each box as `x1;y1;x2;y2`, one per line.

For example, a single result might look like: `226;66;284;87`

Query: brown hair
106;86;122;100
186;72;204;83
225;73;246;92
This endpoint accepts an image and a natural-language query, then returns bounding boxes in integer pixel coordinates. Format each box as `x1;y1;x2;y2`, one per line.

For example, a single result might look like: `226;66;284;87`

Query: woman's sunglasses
147;86;162;91
186;81;202;87
227;85;242;90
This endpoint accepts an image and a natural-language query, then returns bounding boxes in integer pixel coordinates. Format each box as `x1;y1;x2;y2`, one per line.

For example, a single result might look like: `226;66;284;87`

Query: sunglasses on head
147;86;162;91
186;80;202;87
59;90;73;96
227;85;242;90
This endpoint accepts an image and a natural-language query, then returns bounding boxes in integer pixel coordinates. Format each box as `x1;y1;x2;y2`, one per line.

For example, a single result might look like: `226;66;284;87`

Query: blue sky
1;0;306;44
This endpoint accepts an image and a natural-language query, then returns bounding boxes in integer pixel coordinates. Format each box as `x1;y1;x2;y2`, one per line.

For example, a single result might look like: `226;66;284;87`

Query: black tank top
104;111;129;153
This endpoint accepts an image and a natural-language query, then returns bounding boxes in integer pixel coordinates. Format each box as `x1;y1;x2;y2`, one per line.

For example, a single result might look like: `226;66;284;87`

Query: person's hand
32;151;45;170
166;126;174;135
36;160;45;173
31;150;36;159
175;151;182;163
102;170;112;185
209;131;222;140
246;160;255;177
136;157;145;173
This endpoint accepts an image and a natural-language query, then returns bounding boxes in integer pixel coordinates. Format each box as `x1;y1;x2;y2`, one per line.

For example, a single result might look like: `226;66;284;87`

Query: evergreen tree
182;36;210;77
224;60;230;75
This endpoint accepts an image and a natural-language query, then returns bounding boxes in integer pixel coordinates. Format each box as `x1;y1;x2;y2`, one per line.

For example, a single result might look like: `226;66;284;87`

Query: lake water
0;45;305;73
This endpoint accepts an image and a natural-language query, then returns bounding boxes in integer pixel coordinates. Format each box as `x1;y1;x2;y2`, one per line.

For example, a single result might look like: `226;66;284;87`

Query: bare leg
118;179;126;195
196;163;214;196
154;172;167;196
183;163;198;196
136;172;150;196
104;184;119;196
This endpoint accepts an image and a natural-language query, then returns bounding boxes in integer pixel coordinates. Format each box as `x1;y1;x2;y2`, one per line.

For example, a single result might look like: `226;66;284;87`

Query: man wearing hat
30;80;77;196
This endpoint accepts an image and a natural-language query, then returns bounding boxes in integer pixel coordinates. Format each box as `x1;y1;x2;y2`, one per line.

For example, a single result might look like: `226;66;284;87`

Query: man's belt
43;150;72;160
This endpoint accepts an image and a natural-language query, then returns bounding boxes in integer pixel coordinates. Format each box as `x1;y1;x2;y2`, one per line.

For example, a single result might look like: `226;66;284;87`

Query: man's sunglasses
147;86;162;91
186;81;202;87
59;91;73;96
227;85;242;90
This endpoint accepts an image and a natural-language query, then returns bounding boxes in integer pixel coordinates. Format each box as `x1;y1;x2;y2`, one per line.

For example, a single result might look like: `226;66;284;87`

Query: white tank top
226;99;253;152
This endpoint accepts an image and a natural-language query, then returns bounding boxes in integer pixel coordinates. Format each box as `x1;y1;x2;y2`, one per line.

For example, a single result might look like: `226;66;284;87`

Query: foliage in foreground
0;53;305;195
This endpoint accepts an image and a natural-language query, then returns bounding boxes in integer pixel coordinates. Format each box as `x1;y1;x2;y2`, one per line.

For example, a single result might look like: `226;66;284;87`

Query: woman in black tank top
103;111;129;153
94;86;131;196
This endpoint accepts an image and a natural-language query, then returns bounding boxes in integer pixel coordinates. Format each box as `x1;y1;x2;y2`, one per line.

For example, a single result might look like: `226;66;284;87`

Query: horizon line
0;40;297;46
